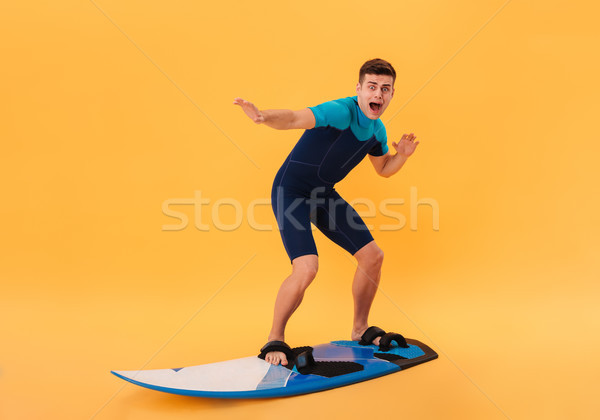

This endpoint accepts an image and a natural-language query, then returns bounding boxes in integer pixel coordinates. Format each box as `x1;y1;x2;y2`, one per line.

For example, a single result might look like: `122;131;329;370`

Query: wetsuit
271;96;389;263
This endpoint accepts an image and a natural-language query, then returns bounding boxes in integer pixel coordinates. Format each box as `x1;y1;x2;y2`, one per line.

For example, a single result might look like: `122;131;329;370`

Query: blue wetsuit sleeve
308;99;352;130
369;120;389;156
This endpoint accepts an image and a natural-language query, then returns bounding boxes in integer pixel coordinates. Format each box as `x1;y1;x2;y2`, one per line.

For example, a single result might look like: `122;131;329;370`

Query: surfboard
111;338;437;398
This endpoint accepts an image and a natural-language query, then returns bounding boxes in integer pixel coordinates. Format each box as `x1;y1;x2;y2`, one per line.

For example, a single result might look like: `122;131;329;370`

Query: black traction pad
299;361;364;378
292;346;313;355
374;353;408;363
385;339;438;369
287;346;364;378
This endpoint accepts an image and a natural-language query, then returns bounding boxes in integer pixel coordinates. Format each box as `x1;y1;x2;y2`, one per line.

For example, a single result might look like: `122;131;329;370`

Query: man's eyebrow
367;81;392;87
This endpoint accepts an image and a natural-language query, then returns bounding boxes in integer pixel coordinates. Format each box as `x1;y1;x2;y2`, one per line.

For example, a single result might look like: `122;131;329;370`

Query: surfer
234;58;419;366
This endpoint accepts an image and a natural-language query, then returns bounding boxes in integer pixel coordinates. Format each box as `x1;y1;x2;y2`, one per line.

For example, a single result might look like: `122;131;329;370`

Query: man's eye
383;88;388;92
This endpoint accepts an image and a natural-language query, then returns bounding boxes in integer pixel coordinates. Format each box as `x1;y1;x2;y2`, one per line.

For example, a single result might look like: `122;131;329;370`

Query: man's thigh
312;191;374;256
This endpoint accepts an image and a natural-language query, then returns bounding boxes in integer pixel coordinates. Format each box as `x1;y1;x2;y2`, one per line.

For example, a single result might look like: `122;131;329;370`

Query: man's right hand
233;98;265;124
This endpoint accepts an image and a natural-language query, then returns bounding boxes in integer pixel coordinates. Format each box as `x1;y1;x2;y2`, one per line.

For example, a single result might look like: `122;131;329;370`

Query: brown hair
359;58;396;84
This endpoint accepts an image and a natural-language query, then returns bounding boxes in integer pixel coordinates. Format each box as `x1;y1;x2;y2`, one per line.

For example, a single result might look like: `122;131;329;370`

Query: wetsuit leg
271;185;318;263
312;189;374;256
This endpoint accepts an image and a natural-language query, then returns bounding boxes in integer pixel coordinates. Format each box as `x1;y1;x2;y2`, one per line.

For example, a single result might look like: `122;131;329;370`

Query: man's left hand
392;133;419;157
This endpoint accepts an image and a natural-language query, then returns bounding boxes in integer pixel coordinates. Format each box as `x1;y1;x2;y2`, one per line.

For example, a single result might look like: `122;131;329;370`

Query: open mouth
369;102;382;113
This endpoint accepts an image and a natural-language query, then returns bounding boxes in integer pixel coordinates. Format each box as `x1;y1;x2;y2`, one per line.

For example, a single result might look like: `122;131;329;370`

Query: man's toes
263;351;291;366
266;352;280;365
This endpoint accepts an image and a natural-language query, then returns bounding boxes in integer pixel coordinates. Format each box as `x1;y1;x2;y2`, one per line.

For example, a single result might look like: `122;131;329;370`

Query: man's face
356;74;395;120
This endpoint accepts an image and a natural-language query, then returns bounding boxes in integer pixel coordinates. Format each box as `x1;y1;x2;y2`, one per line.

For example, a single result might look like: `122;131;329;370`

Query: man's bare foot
264;336;288;366
352;327;382;346
265;351;288;366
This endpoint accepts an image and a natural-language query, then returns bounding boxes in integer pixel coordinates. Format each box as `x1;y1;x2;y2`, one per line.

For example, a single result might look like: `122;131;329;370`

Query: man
234;58;419;366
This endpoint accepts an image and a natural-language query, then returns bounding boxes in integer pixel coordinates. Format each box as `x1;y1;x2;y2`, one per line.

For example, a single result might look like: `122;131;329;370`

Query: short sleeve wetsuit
271;96;389;263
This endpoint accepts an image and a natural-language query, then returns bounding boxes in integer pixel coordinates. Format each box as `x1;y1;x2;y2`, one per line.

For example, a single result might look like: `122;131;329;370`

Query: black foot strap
258;341;296;364
378;332;409;351
358;326;386;346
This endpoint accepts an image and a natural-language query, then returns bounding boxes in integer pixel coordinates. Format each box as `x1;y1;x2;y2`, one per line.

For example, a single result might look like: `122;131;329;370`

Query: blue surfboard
111;338;437;398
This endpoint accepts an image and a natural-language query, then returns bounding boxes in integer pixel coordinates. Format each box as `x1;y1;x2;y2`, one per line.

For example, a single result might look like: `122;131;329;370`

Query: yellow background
1;0;599;419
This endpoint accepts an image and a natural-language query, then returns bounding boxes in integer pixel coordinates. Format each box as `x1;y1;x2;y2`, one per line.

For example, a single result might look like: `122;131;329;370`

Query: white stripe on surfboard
114;356;292;392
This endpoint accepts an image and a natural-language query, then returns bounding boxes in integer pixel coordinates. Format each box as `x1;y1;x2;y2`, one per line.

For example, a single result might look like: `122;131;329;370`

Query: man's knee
291;254;318;286
355;242;384;269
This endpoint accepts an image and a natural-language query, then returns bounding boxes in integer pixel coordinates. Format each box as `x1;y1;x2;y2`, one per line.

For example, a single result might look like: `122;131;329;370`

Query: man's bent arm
369;153;409;178
369;132;420;178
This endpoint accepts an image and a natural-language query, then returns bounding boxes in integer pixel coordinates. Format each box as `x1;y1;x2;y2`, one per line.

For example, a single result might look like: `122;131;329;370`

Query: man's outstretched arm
369;133;420;178
233;98;316;130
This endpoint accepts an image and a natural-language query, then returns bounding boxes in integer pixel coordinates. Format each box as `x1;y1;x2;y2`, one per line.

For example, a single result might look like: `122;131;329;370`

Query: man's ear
356;82;361;94
391;87;395;97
